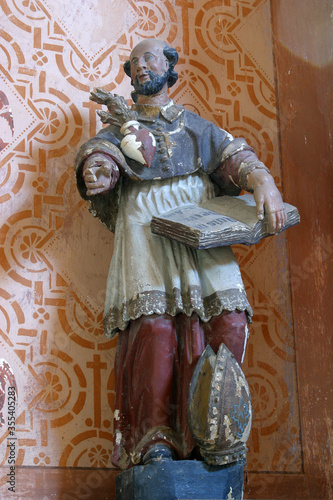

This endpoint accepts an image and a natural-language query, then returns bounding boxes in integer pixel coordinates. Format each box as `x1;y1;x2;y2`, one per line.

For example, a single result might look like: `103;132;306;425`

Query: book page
160;204;237;233
202;194;259;229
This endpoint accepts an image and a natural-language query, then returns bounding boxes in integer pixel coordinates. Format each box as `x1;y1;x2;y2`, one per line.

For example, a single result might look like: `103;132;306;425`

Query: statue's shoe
143;444;175;464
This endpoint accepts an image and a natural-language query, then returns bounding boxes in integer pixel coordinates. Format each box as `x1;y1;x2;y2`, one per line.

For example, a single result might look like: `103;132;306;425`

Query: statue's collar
131;99;184;123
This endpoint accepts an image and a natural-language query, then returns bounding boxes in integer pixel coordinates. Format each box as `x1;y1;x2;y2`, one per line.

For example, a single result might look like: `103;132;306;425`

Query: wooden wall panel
245;1;333;498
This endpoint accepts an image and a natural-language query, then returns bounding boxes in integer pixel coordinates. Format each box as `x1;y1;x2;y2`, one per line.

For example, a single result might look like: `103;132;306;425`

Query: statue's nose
136;58;147;71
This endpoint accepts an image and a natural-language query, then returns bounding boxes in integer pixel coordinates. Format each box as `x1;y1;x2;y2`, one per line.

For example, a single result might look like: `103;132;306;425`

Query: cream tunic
103;171;252;337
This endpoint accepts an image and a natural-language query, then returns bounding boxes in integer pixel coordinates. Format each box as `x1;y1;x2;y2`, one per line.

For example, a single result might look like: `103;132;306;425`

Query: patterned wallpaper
0;0;302;480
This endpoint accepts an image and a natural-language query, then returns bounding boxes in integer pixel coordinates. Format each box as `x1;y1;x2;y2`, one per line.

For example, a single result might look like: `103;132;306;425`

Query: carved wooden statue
75;39;286;471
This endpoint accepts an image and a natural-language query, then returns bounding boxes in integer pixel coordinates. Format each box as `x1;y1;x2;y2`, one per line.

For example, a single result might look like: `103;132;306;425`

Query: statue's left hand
247;171;287;234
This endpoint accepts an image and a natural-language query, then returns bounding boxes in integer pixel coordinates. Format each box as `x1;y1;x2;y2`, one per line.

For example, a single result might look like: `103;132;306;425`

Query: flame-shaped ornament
120;121;156;168
89;89;156;168
188;343;252;466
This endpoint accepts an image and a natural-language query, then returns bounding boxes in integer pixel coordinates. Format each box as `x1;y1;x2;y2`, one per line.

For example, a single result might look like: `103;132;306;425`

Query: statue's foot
143;444;175;464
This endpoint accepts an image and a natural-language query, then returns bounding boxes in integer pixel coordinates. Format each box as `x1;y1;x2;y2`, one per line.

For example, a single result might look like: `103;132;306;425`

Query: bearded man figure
75;39;286;470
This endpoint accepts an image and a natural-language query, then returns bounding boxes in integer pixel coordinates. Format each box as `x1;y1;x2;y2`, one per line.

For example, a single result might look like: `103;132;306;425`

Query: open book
150;194;300;249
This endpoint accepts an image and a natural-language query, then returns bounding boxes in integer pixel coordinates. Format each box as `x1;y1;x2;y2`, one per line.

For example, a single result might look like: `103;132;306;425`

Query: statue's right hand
82;154;118;196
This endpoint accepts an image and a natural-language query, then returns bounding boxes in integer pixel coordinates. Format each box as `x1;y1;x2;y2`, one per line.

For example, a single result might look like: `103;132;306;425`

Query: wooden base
0;466;316;499
116;460;245;500
0;466;120;499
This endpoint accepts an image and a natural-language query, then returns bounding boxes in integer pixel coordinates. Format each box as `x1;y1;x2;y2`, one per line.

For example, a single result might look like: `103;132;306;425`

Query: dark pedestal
116;459;245;500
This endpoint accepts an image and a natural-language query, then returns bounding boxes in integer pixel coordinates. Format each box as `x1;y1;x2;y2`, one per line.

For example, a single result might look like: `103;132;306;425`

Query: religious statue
75;39;286;473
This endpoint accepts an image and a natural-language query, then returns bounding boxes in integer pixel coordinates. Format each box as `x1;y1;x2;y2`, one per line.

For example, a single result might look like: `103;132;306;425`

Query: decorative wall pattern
0;0;302;485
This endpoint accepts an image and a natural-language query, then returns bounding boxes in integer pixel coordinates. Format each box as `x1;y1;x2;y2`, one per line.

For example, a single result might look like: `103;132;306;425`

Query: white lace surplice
103;172;252;337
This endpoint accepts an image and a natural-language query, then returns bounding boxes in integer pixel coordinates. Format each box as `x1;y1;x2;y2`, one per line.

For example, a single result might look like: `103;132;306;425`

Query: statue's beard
133;70;169;96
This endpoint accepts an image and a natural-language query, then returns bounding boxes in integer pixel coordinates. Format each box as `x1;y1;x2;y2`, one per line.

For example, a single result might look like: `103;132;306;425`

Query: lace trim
103;287;252;338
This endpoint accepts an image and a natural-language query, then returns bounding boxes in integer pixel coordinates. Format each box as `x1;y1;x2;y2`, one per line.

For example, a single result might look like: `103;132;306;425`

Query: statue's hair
123;43;179;88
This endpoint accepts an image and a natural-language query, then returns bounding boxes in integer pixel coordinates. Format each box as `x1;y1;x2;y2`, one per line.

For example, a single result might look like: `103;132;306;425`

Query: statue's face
130;40;170;96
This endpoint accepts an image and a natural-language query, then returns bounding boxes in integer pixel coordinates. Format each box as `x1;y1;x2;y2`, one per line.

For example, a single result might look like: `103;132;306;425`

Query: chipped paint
230;364;242;398
241;325;249;364
115;430;122;445
228;174;240;187
224;414;236;444
227;486;235;499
